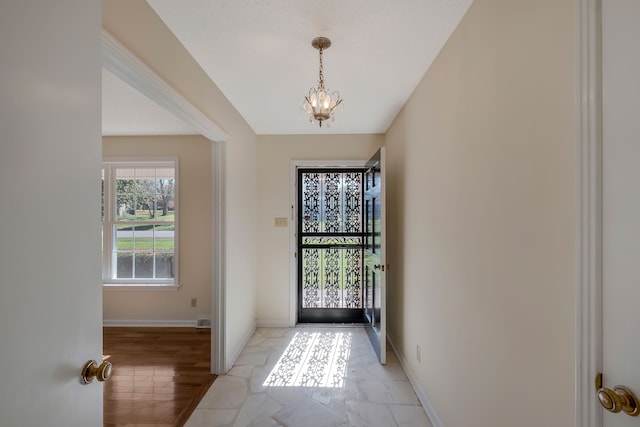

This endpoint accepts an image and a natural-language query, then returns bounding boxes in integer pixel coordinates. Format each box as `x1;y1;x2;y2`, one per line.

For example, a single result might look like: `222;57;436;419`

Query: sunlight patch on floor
263;331;352;388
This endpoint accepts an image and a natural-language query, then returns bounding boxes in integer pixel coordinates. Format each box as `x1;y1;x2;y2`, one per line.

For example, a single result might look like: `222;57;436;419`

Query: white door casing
0;1;103;426
288;160;368;327
576;0;603;425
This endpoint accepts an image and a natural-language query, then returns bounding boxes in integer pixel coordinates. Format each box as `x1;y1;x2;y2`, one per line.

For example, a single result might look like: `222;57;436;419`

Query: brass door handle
81;360;112;384
595;373;640;416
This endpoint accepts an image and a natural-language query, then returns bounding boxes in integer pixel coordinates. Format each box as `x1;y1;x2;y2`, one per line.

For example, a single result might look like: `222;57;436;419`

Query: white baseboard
226;321;257;372
387;333;444;427
103;319;197;327
256;319;292;328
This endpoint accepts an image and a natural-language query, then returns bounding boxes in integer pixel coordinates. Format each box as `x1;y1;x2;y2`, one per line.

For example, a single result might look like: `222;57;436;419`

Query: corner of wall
225;320;257;372
387;333;444;427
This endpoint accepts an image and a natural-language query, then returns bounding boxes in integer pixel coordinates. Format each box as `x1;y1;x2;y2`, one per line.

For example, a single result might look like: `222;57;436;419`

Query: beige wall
384;0;576;426
256;134;384;324
103;135;212;322
104;1;257;363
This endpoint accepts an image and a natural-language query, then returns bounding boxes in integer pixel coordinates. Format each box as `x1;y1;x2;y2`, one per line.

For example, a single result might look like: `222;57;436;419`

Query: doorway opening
297;168;366;323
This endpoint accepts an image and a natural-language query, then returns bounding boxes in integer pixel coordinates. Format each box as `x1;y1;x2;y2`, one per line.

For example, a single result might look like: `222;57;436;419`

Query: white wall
0;1;103;425
255;134;384;324
103;0;258;364
103;135;212;324
384;0;576;426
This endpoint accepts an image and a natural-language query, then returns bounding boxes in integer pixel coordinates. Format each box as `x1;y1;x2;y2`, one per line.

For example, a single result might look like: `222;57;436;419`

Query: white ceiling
102;0;473;136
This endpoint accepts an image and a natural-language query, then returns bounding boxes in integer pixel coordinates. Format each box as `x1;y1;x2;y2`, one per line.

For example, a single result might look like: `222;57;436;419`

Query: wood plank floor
103;327;216;427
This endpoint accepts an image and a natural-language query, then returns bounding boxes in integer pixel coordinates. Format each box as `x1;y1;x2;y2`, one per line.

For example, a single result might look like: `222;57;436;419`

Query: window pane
116;194;136;221
115;168;164;221
116;251;133;279
113;224;174;280
134;252;154;278
115;224;133;250
153;224;175;252
155;178;175;221
115;167;137;221
155;168;174;180
155;253;174;278
115;226;154;250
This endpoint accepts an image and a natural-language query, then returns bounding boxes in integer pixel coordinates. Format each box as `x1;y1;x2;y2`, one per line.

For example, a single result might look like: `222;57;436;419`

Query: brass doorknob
81;360;112;384
595;373;640;416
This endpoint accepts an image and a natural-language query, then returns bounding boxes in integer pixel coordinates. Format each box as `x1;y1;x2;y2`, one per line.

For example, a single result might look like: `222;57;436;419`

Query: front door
0;1;104;426
601;1;640;426
363;148;387;364
298;168;366;323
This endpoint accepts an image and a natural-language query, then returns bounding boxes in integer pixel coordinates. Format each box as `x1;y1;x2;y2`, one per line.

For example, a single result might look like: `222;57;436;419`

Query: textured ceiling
102;0;473;136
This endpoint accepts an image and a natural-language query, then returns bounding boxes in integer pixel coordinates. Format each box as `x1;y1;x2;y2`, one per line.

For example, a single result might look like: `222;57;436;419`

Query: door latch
595;372;640;416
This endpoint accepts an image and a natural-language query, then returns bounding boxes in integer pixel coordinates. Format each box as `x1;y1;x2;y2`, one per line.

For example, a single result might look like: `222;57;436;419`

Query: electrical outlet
191;298;197;308
416;344;421;363
274;217;288;227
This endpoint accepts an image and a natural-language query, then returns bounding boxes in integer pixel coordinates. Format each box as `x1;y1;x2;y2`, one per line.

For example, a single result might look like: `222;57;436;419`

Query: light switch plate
274;217;288;227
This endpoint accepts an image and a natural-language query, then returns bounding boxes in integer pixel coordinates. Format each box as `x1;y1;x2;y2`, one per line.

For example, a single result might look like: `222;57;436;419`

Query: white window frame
102;158;179;289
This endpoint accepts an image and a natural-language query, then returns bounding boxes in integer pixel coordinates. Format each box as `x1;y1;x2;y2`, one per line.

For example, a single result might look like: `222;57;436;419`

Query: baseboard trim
103;319;197;327
226;321;257;372
387;333;444;427
256;320;292;328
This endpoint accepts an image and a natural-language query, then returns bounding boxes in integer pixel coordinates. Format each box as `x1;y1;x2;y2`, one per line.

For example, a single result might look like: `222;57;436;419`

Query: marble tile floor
185;326;433;427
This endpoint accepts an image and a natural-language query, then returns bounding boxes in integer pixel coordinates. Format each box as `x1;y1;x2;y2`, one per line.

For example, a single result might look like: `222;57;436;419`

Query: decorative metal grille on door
299;170;364;316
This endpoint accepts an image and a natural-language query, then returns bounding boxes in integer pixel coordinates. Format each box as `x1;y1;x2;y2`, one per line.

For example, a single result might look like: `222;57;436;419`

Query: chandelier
302;37;343;127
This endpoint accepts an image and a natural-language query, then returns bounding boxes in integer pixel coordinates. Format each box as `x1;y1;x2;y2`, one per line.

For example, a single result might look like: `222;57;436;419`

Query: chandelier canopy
302;37;343;127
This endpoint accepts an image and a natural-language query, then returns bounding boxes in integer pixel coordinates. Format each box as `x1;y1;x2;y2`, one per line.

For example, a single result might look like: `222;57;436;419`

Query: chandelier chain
318;47;325;90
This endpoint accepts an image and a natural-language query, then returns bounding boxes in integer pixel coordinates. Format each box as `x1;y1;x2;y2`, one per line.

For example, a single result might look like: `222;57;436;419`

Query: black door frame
297;168;366;323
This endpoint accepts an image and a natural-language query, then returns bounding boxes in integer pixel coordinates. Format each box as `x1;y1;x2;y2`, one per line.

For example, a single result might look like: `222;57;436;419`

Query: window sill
103;283;180;291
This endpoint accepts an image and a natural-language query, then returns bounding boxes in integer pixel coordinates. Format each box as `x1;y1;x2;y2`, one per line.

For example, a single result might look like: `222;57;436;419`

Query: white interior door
363;148;386;363
601;1;640;425
0;2;104;426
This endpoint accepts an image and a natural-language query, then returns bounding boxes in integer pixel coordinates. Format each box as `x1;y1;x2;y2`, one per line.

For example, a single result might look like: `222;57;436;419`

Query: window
102;160;178;287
